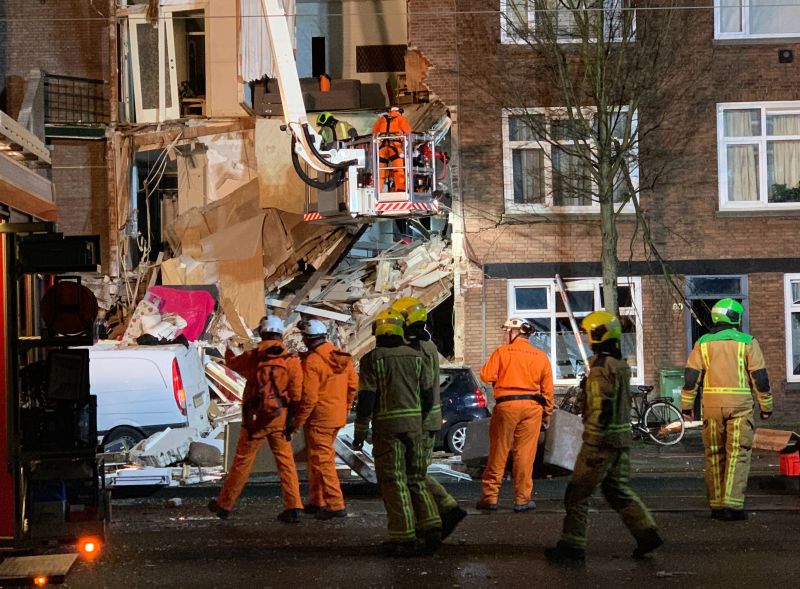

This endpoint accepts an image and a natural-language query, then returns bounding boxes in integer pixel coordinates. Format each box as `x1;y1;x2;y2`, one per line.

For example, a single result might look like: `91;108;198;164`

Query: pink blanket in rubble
149;286;216;341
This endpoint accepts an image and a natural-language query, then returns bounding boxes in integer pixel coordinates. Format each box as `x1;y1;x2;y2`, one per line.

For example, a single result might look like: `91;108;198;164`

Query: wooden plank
0;151;56;220
132;118;256;151
0;554;77;584
266;299;351;323
0;110;50;163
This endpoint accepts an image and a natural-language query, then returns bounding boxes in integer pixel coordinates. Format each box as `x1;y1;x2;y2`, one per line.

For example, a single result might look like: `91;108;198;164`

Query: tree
495;0;699;316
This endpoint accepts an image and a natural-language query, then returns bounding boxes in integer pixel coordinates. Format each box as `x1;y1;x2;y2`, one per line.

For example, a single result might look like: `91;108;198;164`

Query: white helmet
259;315;285;335
299;319;327;337
503;317;533;335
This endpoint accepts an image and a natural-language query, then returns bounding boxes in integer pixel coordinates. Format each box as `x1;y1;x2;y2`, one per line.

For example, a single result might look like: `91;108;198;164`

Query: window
785;274;800;382
716;0;800;40
507;277;644;384
501;0;627;44
503;108;638;212
718;102;800;210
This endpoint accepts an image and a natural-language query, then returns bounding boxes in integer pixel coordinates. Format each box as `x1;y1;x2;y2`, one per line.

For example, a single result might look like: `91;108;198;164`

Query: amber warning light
79;536;102;559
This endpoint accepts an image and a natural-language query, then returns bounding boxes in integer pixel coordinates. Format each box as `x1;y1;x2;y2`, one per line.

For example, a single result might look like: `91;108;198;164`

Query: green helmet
711;298;743;325
581;311;622;344
316;112;334;126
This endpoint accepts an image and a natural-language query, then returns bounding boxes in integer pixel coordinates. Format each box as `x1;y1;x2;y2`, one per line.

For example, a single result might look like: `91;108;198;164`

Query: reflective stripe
737;343;747;389
700;343;710;389
724;418;741;505
709;419;722;504
703;387;752;395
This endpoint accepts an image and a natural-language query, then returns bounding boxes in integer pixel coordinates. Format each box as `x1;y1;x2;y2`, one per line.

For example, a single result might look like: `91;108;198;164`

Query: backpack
242;353;291;433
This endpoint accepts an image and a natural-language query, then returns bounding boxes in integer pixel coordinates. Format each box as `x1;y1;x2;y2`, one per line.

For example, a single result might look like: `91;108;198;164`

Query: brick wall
411;2;800;416
0;0;110;115
51;140;110;270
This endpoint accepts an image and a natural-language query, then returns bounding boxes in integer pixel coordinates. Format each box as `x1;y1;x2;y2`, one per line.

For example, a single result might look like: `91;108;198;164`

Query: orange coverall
298;341;358;511
217;340;304;511
479;337;554;505
372;111;412;192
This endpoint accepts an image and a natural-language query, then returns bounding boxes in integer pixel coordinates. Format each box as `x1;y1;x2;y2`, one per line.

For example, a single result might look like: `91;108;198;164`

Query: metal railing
43;74;109;125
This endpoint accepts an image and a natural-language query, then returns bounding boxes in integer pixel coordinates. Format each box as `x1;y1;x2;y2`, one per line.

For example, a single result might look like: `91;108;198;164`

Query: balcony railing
43;74;109;125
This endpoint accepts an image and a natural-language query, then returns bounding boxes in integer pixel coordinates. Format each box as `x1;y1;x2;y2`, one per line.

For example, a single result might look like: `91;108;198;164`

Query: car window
440;369;477;396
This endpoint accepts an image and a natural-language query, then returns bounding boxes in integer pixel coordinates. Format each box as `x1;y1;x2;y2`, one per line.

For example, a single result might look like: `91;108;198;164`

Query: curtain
768;114;800;200
239;0;296;82
724;110;759;202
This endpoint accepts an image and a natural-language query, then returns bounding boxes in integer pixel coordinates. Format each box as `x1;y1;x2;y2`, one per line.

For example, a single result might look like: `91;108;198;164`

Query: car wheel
446;423;468;454
103;426;146;452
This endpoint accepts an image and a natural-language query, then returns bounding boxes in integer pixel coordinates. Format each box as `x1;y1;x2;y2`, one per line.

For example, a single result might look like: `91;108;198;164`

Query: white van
84;343;211;449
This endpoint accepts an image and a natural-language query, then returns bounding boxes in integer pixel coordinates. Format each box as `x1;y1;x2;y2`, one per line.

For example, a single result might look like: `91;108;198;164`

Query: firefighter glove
760;411;772;420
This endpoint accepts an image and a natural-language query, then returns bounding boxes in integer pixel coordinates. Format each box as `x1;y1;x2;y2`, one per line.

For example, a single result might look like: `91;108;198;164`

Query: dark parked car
437;366;490;454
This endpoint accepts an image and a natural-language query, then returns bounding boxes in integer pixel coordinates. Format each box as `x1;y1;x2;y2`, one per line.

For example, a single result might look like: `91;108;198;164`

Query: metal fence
43;74;109;125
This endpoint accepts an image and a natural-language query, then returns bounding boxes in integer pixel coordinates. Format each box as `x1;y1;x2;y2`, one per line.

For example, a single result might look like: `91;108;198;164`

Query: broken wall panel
255;119;307;214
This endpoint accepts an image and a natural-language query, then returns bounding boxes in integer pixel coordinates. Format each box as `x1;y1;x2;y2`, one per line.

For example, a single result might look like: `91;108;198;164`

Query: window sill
503;205;637;221
716;208;800;219
783;381;800;392
714;35;800;46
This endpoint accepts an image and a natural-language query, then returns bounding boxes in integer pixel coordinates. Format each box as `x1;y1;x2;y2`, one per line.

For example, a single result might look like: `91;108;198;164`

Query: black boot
440;506;468;540
420;528;442;555
207;499;230;520
633;528;663;558
315;508;348;520
277;508;300;524
711;509;726;520
303;504;323;515
544;543;586;567
719;509;747;522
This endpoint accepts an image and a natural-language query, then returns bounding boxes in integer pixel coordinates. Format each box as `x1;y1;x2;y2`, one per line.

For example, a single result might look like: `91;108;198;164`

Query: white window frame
500;0;628;44
714;0;800;41
784;273;800;383
717;101;800;211
507;276;644;385
502;107;639;214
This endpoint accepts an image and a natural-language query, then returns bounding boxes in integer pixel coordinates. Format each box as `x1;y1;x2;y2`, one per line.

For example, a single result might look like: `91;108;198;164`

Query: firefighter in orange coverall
372;106;412;192
294;319;358;520
477;318;554;512
208;316;304;523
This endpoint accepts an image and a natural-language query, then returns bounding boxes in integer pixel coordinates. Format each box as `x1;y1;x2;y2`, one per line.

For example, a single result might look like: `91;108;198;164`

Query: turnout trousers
423;432;459;512
560;444;656;549
702;405;755;510
218;427;302;511
373;431;442;542
304;426;346;511
480;400;543;505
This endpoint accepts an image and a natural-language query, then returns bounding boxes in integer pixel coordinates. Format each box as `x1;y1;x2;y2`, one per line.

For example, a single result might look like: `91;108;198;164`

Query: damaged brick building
409;0;800;417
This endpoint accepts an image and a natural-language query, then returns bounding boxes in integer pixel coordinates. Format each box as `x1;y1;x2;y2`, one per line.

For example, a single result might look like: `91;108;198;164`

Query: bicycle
558;383;685;446
630;385;685;446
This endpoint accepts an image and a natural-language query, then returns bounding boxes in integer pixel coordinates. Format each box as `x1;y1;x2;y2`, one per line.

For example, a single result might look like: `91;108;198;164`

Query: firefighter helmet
503;317;533;335
711;298;744;326
259;315;285;336
316;112;334;126
299;319;327;336
374;308;405;337
581;311;622;344
391;297;428;325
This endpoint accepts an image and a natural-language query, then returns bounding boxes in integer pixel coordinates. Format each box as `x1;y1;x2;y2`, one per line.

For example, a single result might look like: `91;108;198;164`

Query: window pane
509;115;539;141
553;147;592;206
750;0;800;35
552;118;590;141
767;140;800;202
620;315;638;378
792;281;800;305
792;312;800;375
726;144;759;202
600;285;633;308
515;287;548;311
686;277;742;297
555;289;594;313
766;113;800;136
527;317;552;357
513;149;545;203
720;0;743;33
554;317;588;380
724;109;760;137
505;0;531;34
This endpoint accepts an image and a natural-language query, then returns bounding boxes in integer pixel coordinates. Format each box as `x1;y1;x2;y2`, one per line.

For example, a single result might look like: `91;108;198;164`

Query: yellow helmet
374;308;405;337
316;112;334;126
391;297;428;325
581;311;622;344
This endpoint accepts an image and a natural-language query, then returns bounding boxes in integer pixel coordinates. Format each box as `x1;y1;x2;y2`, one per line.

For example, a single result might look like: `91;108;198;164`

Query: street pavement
59;430;799;589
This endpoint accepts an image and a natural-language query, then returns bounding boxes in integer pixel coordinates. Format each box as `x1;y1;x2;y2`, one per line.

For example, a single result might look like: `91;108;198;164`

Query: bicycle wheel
643;401;685;446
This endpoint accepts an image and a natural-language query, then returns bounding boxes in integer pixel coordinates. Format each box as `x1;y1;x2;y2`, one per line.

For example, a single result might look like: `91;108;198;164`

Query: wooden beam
0;152;56;220
131;119;256;151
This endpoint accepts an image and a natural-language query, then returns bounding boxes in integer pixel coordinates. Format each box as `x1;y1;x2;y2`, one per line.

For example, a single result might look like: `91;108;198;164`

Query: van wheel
103;426;146;452
445;423;468;454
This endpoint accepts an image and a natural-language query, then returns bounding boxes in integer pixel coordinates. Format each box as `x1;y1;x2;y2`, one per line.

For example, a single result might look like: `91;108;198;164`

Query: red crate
779;451;800;477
